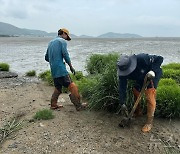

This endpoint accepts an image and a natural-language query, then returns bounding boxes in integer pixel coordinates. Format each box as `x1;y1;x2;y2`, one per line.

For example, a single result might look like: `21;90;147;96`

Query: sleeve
45;49;49;62
61;41;71;64
151;55;164;72
118;76;128;105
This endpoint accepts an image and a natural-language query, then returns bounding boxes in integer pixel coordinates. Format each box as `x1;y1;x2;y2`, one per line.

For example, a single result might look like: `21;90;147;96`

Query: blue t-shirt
45;36;71;78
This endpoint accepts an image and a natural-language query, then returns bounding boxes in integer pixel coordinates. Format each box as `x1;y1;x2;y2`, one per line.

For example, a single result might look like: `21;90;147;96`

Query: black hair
58;29;63;36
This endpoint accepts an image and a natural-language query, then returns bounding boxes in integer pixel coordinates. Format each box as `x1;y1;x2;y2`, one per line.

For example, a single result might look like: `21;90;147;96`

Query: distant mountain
78;35;94;38
0;22;142;38
0;22;80;37
70;34;78;38
97;32;142;38
0;22;49;36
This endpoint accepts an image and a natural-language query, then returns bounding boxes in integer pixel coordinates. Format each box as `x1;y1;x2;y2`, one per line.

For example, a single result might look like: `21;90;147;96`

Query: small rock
8;142;18;148
39;123;45;127
58;98;65;103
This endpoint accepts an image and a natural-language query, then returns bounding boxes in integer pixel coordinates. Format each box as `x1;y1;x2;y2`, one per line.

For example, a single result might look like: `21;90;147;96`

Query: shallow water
0;37;180;76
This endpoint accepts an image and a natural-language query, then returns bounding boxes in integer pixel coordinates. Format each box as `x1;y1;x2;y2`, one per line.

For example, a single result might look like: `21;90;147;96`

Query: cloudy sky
0;0;180;37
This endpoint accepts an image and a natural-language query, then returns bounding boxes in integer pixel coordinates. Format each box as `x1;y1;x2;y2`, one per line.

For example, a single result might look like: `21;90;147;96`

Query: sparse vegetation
38;70;53;85
25;70;36;76
33;109;55;120
0;118;23;145
0;63;10;71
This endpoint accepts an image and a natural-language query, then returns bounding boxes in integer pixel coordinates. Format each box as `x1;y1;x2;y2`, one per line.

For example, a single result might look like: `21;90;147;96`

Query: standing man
45;28;86;111
117;53;163;132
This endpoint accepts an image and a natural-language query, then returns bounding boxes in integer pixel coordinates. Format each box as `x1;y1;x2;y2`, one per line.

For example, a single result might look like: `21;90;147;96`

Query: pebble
8;142;19;148
39;123;45;127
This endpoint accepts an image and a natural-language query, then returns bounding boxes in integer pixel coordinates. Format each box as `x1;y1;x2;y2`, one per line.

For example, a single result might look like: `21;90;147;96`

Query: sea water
0;37;180;76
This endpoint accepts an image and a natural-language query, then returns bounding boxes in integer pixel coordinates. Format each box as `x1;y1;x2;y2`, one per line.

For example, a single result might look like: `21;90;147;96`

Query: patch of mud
0;71;18;79
0;77;179;154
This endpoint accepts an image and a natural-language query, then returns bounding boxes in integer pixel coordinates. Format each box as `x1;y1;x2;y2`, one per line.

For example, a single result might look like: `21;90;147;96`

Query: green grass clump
86;53;119;74
33;109;54;120
38;70;54;86
155;64;180;118
46;73;54;86
0;118;23;145
156;80;180;118
0;63;10;71
162;63;180;84
162;63;180;70
162;69;180;84
39;70;51;81
158;78;177;87
77;76;99;99
25;70;36;76
70;71;84;81
84;58;120;111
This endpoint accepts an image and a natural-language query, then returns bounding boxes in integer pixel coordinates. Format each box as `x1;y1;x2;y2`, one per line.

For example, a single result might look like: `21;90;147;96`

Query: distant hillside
0;22;50;36
79;35;94;38
97;32;142;38
0;22;79;37
0;22;142;38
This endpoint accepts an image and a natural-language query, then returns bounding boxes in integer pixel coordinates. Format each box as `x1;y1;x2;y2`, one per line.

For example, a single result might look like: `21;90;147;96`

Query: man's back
46;37;70;78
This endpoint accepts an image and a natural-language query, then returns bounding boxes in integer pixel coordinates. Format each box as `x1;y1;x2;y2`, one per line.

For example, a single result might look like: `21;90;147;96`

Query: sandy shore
0;76;180;154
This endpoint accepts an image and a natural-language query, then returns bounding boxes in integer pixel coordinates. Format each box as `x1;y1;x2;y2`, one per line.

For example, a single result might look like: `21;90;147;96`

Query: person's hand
70;66;76;75
146;71;155;80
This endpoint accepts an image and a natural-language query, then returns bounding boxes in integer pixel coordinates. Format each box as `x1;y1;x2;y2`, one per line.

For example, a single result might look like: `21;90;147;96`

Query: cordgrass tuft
86;53;119;74
0;63;10;71
156;79;180;118
33;109;55;120
0;118;23;145
25;70;36;76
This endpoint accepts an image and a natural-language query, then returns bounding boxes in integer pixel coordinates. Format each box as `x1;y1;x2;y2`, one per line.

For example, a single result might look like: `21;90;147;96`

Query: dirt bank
0;77;179;154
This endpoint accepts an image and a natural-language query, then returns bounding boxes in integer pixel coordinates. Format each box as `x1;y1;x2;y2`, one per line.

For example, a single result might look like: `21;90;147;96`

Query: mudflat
0;77;179;154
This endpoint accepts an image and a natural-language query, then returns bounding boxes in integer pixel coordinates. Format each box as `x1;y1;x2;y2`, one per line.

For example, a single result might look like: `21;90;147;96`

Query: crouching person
45;28;87;111
117;53;163;132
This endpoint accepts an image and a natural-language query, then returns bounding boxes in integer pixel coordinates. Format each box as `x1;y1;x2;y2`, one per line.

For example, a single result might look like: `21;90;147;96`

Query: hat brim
118;54;137;76
66;35;71;41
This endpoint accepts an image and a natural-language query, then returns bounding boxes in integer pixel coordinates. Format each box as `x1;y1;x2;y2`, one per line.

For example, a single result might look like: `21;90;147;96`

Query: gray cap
117;54;137;76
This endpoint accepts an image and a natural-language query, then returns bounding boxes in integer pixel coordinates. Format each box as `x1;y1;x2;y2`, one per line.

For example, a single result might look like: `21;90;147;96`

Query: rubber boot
68;82;87;111
133;88;143;117
50;88;63;110
142;88;156;133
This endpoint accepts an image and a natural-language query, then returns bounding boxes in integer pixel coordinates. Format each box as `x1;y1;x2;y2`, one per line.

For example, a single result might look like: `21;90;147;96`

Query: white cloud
0;0;180;36
134;16;180;26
